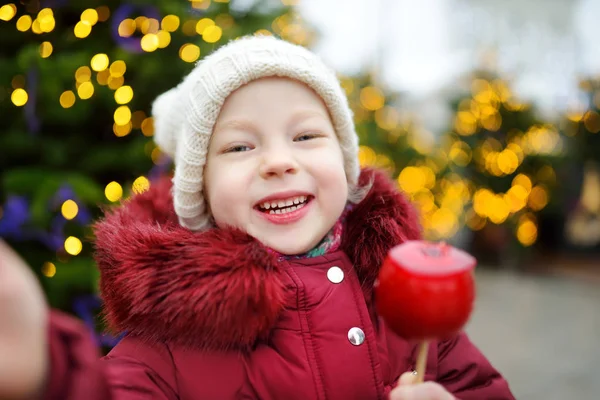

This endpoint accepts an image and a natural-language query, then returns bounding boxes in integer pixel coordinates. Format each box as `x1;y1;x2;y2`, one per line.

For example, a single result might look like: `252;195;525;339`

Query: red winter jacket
45;168;515;399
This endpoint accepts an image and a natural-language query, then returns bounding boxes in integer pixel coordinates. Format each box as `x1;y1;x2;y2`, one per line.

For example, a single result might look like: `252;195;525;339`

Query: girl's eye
295;132;321;142
225;145;252;153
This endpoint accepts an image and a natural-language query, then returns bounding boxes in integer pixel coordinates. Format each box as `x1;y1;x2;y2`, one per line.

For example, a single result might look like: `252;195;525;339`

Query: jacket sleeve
45;310;178;400
436;332;515;400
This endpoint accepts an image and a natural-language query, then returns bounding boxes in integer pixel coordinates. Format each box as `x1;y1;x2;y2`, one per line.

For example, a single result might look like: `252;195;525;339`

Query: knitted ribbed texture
152;35;360;231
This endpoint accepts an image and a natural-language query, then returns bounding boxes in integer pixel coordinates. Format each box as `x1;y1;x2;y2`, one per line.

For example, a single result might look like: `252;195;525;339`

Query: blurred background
1;0;599;398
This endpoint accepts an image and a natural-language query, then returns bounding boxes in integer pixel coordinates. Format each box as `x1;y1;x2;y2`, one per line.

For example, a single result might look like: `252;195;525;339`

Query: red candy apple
374;240;476;341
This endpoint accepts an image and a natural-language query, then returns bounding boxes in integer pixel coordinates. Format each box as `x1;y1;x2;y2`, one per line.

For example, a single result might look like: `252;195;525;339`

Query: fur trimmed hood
93;168;421;350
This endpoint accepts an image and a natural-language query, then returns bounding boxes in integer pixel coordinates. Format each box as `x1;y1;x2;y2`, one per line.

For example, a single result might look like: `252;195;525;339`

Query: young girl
0;36;514;400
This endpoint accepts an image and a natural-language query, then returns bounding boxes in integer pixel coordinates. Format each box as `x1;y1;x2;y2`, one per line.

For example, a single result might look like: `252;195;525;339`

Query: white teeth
267;202;306;215
261;195;310;212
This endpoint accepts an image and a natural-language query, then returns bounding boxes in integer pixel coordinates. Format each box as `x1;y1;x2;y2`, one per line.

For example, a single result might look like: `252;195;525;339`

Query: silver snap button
327;266;344;283
347;327;365;346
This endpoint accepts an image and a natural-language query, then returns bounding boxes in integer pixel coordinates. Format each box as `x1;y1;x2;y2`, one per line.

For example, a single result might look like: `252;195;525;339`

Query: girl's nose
259;147;299;179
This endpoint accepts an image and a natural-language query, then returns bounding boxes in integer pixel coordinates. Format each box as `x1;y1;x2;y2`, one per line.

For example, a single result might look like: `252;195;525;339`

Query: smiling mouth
256;195;313;215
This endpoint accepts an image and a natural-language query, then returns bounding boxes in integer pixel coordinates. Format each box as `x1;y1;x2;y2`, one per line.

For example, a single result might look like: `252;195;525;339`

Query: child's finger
398;371;418;386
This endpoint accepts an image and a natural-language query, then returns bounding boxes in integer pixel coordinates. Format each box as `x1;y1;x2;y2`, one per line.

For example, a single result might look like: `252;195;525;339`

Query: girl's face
205;77;348;255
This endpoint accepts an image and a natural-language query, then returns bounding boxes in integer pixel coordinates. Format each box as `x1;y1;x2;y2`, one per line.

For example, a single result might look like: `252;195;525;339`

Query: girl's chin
260;235;319;256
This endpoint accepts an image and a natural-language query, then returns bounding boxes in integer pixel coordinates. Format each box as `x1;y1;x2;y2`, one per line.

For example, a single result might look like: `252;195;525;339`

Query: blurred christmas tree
342;73;459;242
441;70;567;264
561;78;600;250
0;0;302;332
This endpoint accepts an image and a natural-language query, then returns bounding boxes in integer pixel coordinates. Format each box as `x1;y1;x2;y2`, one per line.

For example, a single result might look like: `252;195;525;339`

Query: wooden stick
415;340;429;383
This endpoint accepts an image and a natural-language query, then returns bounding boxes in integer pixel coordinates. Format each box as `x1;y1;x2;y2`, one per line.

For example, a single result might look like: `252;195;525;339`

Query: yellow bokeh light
140;18;159;34
179;44;201;63
16;15;32;31
358;145;377;167
64;236;83;256
118;18;136;37
517;219;537;246
109;60;127;77
505;186;528;213
449;141;472;167
528;185;549;211
196;17;215;34
151;147;162;164
41;262;56;278
157;30;171;48
141;33;159;52
91;53;109;71
413;189;435;213
487;195;510;224
75;66;92;82
360;86;385;111
97;6;110;22
113;122;132;137
61;199;79;220
81;9;99;26
162;14;180;32
374;106;399;130
77;81;94;99
107;75;124;90
96;69;110;86
132;176;151;194
74;21;92;38
398;167;425;194
134;16;147;29
105;182;123;202
481;112;502;131
255;28;272;36
59;91;76;108
37;8;53;20
182;19;198;36
473;188;493;217
114;106;132;125
215;14;234;30
431;207;459;238
0;4;17;21
39;41;53;58
141;117;154;136
583;110;600;133
31;19;42;34
512;174;532;193
39;18;55;33
11;88;28;106
497;149;519;174
114;85;133;105
203;25;222;43
454;111;478;136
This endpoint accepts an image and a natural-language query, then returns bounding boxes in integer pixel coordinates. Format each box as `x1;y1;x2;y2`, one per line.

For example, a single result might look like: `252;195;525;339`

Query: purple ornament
148;153;173;181
25;67;41;134
0;196;31;238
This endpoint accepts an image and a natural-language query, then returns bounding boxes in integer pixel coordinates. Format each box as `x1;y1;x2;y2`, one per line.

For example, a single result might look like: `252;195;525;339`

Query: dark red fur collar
93;168;421;350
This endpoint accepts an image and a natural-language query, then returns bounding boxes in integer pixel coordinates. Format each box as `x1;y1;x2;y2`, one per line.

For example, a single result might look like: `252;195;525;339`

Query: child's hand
0;240;49;400
389;372;456;400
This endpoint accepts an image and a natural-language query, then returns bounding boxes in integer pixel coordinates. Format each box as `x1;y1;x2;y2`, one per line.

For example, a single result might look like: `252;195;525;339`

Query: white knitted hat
152;35;360;231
